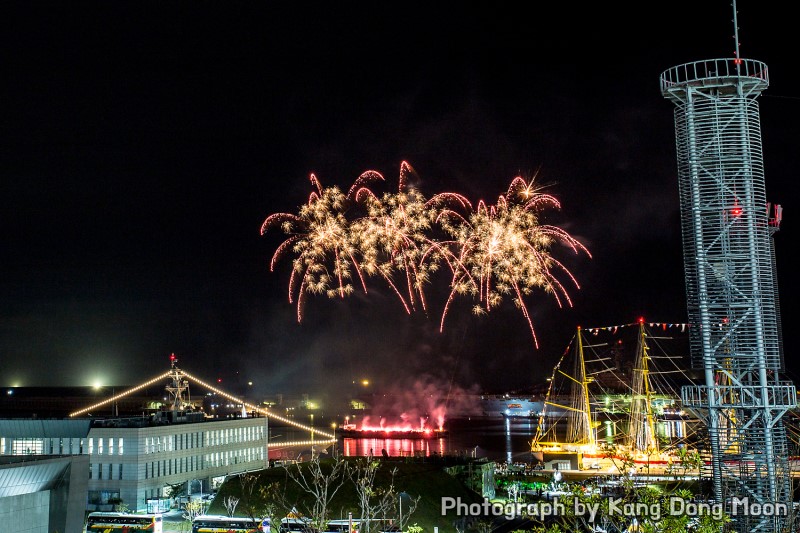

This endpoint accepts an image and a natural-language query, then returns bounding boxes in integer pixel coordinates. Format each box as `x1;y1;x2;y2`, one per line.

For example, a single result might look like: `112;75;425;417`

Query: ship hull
340;429;448;439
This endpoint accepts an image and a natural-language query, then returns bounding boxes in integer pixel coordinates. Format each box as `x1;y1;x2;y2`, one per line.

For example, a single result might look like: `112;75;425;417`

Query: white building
0;454;89;533
0;412;273;511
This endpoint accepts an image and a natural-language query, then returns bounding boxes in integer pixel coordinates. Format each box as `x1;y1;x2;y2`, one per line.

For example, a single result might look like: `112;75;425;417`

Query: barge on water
339;424;448;439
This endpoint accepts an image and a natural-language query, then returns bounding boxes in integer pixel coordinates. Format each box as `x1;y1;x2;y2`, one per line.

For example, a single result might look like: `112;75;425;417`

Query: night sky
2;2;797;402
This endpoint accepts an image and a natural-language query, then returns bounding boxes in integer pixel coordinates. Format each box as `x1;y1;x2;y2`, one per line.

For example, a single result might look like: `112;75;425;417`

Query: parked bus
279;517;314;533
86;511;163;532
192;514;266;532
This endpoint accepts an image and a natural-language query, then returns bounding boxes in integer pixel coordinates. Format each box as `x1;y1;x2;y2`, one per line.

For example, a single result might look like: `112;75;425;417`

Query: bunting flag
584;320;701;335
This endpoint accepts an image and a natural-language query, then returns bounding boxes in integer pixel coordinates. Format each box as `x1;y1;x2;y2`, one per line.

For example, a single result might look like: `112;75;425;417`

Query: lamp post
264;414;270;470
331;422;338;457
310;413;314;460
399;492;410;530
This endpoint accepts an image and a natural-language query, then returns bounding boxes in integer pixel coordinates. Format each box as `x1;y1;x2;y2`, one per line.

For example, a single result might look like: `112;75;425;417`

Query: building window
108;438;113;455
98;464;103;480
88;438;94;455
12;438;43;455
98;438;104;455
118;464;123;480
118;437;123;455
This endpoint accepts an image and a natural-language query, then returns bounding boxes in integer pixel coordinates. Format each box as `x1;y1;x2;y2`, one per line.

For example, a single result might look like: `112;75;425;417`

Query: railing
660;58;768;93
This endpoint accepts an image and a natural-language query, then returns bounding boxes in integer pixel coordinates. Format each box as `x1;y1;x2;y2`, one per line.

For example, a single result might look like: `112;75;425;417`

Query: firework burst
260;171;380;322
351;161;443;313
260;165;439;321
434;176;591;348
261;165;591;348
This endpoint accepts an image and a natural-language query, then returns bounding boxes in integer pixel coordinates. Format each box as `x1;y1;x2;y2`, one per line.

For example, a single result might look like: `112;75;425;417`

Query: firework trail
433;175;592;348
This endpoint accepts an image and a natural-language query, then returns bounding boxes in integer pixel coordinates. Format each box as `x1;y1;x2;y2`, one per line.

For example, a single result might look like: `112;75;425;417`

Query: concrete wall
0;455;88;533
0;490;50;533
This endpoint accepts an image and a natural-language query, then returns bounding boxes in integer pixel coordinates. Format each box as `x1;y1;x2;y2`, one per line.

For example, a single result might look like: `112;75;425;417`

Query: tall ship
531;318;702;473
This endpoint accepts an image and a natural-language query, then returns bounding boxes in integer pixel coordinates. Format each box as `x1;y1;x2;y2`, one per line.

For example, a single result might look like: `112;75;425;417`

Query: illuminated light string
68;372;173;417
68;369;334;442
181;369;334;439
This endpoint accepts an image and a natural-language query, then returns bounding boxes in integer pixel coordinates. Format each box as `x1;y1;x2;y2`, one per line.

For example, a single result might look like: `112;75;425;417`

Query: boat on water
480;395;545;418
339;423;448;439
531;318;701;473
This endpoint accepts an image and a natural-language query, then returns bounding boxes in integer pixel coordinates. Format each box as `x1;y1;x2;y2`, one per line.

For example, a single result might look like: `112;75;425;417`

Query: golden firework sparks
434;176;591;347
261;165;591;346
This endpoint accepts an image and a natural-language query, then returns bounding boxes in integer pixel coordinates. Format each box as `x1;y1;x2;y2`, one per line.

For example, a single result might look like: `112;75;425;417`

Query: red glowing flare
342;415;447;439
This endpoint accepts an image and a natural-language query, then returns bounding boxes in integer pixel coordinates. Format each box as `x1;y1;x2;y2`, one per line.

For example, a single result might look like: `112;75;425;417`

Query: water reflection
342;437;447;457
337;417;692;461
340;417;541;461
504;417;512;464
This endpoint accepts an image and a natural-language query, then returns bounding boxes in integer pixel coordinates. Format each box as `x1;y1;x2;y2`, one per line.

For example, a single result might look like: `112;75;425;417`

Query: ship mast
538;327;596;447
568;327;596;447
627;319;659;455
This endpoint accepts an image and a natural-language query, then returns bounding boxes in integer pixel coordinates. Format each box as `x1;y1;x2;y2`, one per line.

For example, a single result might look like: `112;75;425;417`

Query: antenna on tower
732;0;742;66
165;353;191;411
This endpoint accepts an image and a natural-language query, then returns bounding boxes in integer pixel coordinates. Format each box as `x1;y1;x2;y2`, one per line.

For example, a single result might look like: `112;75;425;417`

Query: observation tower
660;5;793;532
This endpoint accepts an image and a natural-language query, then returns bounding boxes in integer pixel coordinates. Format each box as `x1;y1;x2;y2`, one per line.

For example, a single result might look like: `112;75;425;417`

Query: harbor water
340;416;541;463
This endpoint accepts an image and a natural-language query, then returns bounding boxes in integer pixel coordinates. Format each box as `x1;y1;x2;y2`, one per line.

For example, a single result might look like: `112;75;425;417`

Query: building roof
0;419;91;438
0;456;80;497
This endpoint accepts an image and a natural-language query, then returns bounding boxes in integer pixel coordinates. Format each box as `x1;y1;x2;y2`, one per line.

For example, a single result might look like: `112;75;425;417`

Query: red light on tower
731;200;742;217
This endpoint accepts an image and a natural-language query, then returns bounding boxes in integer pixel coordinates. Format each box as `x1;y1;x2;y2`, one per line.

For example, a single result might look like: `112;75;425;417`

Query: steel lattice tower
660;11;794;532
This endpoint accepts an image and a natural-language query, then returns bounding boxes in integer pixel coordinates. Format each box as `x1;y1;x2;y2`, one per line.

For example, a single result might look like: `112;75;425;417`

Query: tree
182;499;209;529
258;481;292;533
165;481;187;504
283;455;349;532
349;455;419;533
223;494;240;517
227;472;291;530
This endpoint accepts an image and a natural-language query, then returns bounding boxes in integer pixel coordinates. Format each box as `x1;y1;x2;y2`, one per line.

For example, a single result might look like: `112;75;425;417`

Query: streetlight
398;492;410;530
310;413;314;459
264;414;270;470
331;423;338;457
